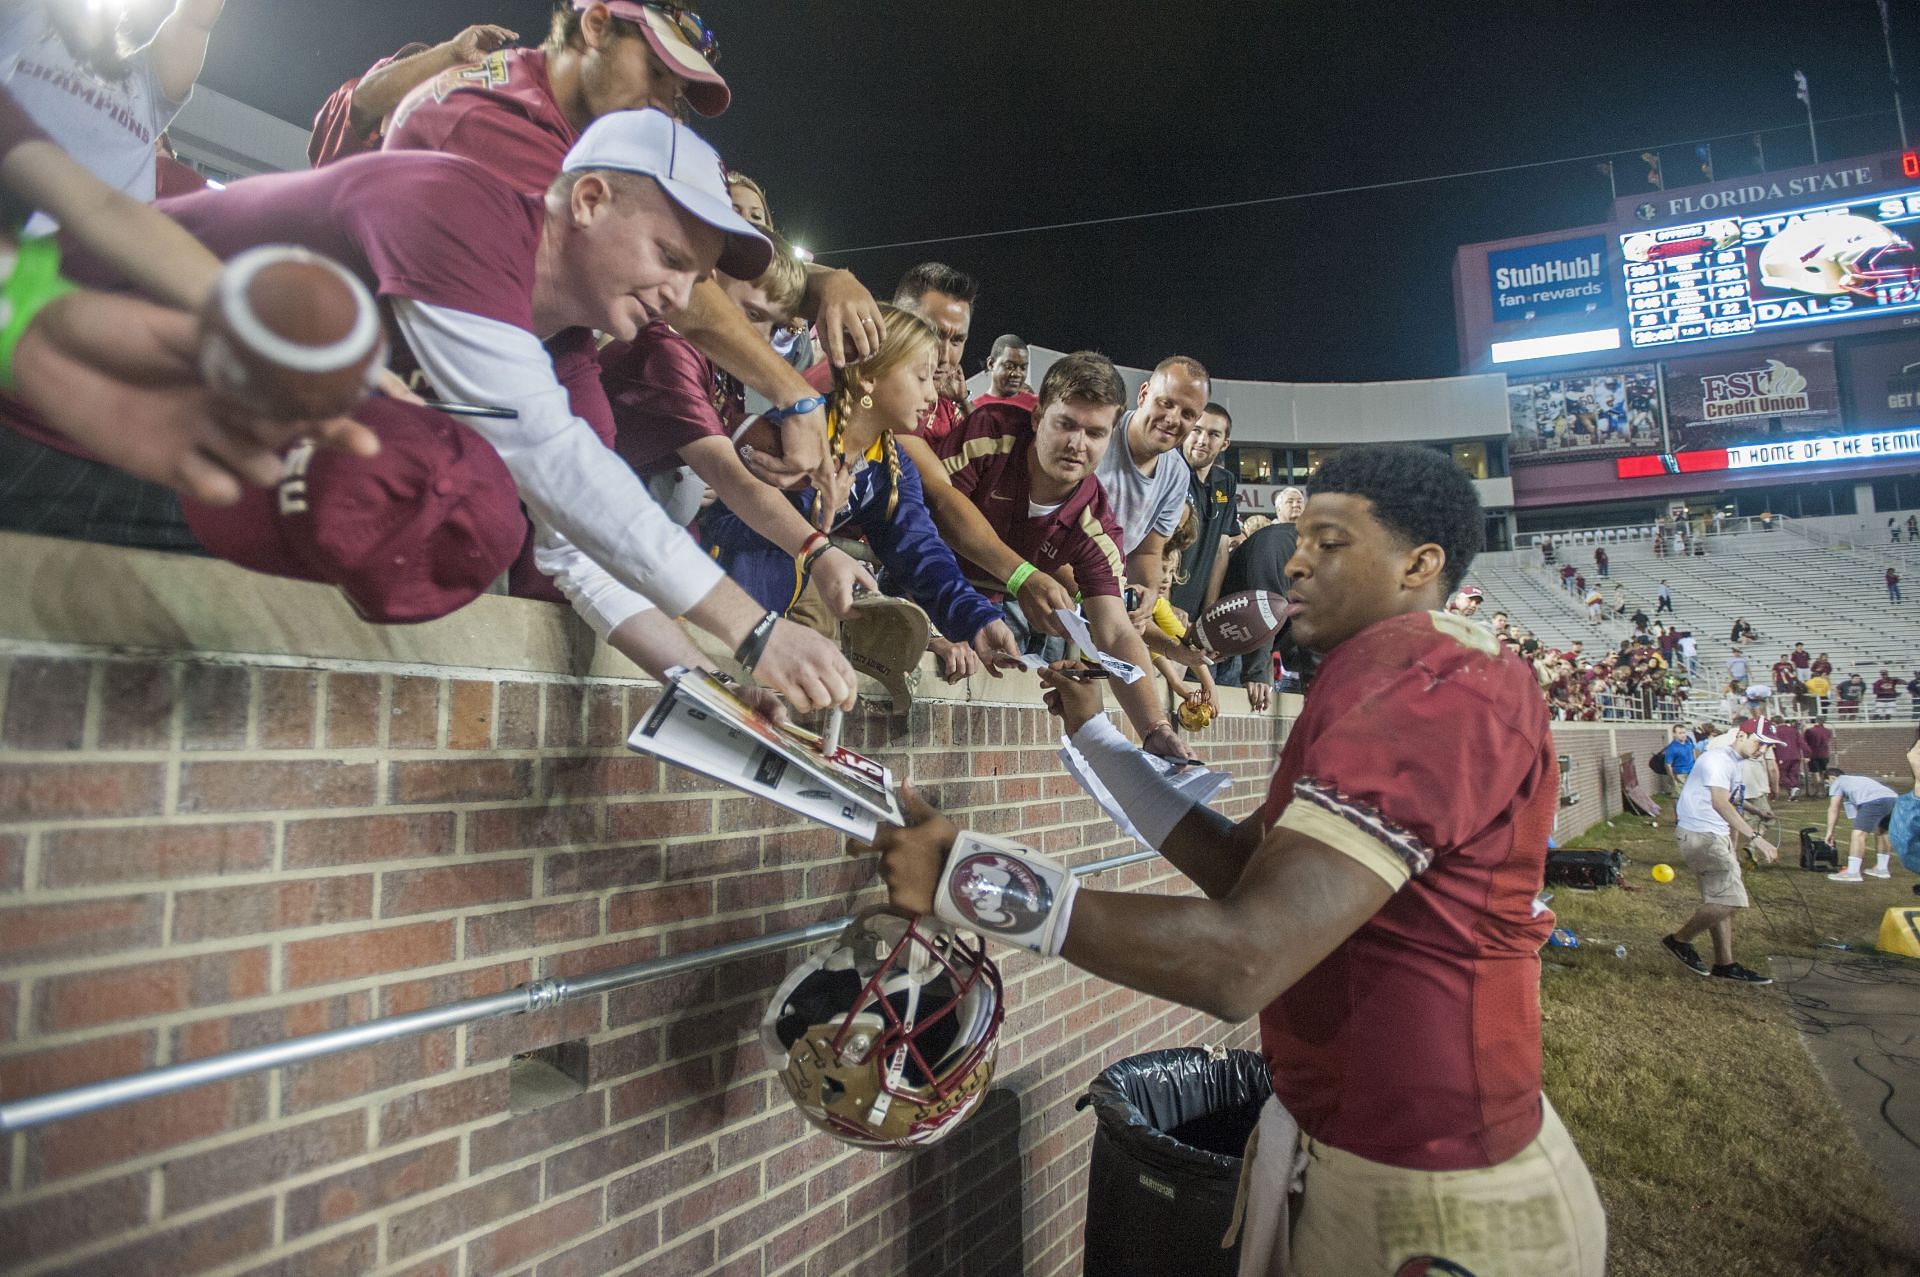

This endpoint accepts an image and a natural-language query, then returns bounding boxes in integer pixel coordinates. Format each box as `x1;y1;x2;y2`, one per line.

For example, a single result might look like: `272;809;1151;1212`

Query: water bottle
1614;944;1627;959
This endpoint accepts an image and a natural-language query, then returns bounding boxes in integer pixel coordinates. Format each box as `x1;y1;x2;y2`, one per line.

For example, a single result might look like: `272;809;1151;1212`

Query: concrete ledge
0;533;1287;717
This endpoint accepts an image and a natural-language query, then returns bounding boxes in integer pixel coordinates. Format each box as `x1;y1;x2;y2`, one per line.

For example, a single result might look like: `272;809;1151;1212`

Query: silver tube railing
0;847;1161;1131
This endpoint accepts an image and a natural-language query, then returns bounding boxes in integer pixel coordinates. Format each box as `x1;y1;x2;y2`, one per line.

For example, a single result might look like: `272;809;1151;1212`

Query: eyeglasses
646;2;719;67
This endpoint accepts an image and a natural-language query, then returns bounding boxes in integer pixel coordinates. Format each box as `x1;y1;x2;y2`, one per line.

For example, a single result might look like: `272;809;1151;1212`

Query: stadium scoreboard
1624;187;1920;350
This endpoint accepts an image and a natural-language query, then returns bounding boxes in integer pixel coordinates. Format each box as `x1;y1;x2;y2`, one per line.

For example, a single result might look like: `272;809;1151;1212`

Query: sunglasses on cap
645;2;719;67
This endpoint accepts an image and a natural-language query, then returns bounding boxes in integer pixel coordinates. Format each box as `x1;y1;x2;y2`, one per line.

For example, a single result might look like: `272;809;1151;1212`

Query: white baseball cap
562;108;772;280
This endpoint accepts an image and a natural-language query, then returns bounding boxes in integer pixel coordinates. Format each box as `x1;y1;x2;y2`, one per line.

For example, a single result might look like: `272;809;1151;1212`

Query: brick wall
8;536;1873;1276
0;537;1283;1277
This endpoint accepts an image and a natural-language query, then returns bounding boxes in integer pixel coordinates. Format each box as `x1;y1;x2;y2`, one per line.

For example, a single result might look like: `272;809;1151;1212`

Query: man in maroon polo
940;351;1183;758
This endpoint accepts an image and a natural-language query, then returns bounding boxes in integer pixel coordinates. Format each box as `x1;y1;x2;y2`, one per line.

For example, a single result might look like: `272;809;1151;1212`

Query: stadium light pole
1879;0;1909;148
1794;69;1819;163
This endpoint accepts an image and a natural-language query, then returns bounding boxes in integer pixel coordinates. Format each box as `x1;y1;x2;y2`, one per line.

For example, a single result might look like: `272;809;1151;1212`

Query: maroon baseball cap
1736;717;1786;746
584;1;729;116
182;397;524;624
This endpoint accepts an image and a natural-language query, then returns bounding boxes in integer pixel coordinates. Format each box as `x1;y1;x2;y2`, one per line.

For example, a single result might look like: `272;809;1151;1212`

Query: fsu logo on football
948;852;1052;936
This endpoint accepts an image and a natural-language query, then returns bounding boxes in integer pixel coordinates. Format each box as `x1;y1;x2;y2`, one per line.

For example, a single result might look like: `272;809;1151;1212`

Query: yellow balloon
1652;863;1675;883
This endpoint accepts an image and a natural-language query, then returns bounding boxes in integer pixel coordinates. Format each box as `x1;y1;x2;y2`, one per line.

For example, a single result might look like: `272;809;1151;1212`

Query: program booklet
627;668;905;841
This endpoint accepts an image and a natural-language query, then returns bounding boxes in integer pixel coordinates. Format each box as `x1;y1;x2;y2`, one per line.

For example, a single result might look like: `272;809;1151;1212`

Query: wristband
763;395;827;422
1005;561;1038;596
798;531;828;561
733;610;780;675
802;540;835;575
935;829;1079;957
0;237;77;391
1069;715;1203;848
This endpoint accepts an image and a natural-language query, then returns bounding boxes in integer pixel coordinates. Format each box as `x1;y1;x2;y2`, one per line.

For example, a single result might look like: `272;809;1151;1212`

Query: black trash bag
1076;1047;1272;1277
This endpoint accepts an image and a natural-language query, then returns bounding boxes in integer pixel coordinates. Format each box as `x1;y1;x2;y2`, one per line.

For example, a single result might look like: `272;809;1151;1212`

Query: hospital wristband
0;237;78;391
1005;561;1039;596
934;830;1079;957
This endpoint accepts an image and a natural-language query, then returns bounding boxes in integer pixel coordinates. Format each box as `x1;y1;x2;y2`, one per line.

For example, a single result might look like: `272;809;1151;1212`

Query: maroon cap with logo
182;397;524;624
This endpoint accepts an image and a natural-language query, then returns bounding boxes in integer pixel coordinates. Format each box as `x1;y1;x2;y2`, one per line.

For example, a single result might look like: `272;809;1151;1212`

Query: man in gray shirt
1095;355;1208;623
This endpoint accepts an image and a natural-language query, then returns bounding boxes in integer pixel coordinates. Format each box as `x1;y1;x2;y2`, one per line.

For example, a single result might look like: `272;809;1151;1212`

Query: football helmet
1758;215;1920;297
762;908;1003;1150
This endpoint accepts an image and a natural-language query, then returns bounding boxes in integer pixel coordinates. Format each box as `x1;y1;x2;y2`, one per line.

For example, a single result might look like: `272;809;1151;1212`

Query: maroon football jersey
1259;610;1556;1171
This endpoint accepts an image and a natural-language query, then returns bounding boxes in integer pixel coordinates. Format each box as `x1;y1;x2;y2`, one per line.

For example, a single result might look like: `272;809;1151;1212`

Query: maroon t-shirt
599;322;742;478
308;48;425;168
385;48;576;196
1805;724;1833;758
972;390;1038;413
0;151;543;456
1875;676;1901;701
938;403;1125;601
154;152;207;197
1259;611;1556;1172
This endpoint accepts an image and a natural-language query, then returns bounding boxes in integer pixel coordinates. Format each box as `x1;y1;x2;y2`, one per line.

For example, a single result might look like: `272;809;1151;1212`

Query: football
1189;589;1290;658
199;245;385;421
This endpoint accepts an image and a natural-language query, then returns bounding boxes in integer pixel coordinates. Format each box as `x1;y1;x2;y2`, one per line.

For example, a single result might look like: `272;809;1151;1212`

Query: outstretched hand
447;23;517;63
1037;661;1124;738
854;782;956;916
14;291;379;506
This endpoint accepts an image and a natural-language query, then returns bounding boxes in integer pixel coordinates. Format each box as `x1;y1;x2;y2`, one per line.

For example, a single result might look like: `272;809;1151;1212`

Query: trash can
1076;1046;1272;1277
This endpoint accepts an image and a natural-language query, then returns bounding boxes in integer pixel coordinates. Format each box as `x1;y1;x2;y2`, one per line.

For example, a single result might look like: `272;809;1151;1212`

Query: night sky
196;1;1920;383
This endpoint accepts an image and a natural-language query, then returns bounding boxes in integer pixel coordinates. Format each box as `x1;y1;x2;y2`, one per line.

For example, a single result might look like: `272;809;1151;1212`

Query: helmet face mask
763;909;1003;1149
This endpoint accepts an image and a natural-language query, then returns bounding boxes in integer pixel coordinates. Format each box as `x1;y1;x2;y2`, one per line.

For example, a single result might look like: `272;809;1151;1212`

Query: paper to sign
627;668;903;840
1058;735;1231;850
1052;609;1145;683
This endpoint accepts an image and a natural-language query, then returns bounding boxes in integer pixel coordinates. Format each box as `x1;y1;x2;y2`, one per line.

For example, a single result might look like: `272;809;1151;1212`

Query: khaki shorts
1274;1096;1606;1277
1678;829;1748;907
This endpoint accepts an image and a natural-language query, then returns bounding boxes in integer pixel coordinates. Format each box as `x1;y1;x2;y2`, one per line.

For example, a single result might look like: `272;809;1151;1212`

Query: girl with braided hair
707;304;1022;677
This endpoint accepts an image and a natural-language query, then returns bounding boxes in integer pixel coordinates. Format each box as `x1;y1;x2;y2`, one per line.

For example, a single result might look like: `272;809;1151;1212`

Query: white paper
1058;735;1231;850
627;669;905;840
1052;608;1145;684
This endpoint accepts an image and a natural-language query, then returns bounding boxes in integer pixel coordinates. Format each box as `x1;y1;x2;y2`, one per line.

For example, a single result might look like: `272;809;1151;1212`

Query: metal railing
0;847;1161;1132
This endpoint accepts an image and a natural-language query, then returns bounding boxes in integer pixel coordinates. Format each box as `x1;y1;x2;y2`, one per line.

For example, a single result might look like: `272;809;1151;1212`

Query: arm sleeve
862;444;1001;642
1271;657;1540;889
307;78;367;167
390;299;724;619
1148;463;1190;537
1069;506;1125;600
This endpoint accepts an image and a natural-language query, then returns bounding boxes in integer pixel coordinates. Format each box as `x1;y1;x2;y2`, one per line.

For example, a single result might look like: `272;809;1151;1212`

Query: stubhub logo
1488;236;1613;319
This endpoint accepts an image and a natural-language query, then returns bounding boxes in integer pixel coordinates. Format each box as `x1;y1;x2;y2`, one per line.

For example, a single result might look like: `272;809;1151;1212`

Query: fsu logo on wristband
947;852;1052;936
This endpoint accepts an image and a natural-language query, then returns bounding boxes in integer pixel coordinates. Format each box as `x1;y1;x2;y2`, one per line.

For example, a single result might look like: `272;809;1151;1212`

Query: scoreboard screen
1622;188;1920;350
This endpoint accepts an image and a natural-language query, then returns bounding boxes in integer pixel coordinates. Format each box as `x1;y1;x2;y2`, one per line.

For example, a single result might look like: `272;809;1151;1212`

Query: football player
869;444;1604;1277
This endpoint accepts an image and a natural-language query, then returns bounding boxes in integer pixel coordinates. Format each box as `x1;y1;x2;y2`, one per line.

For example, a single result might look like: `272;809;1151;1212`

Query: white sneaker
1864;868;1892;879
1828;871;1864;882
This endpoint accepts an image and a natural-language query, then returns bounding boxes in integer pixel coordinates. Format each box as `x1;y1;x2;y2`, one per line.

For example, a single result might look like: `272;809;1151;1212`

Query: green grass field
1543;796;1920;1276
